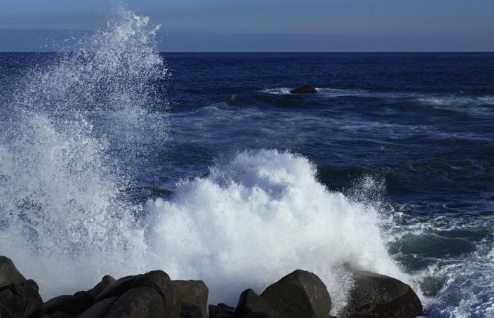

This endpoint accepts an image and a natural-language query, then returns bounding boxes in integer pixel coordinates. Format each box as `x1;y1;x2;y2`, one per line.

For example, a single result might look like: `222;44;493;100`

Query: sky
0;0;493;52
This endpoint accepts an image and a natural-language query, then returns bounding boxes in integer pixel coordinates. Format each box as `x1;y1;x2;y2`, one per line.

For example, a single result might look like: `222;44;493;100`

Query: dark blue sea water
0;9;493;318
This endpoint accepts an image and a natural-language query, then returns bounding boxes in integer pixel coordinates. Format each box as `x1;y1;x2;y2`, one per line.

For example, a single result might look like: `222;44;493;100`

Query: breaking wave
0;5;413;317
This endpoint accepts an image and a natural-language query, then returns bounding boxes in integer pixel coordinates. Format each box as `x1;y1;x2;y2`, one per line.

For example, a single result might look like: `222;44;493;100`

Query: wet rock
42;295;72;314
95;275;139;302
104;287;168;318
77;297;117;318
261;270;331;318
240;313;270;318
173;280;209;316
87;275;116;299
290;85;317;94
42;312;72;318
208;303;236;318
56;291;94;316
180;301;203;318
341;270;423;318
0;279;43;318
132;270;181;317
235;289;277;318
0;256;26;287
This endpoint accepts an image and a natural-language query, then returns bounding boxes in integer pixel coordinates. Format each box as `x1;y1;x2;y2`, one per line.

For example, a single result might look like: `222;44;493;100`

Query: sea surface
0;7;493;318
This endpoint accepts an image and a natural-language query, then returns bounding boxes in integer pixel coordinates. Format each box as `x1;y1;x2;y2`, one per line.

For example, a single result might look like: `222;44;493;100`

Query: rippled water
0;7;493;318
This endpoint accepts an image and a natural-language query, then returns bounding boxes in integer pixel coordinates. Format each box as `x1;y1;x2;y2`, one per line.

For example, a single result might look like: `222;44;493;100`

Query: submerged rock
173;280;209;316
341;270;423;318
261;270;331;318
290;85;317;94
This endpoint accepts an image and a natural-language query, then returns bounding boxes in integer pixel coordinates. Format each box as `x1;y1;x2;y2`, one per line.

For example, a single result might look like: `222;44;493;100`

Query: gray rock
261;270;331;318
104;287;168;318
95;275;138;302
87;275;116;300
172;280;209;316
132;270;181;317
42;312;72;318
56;291;94;316
42;295;72;314
76;296;117;318
208;303;235;318
180;301;203;318
290;85;317;94
0;279;43;318
235;289;277;318
0;256;26;288
341;270;423;318
240;313;270;318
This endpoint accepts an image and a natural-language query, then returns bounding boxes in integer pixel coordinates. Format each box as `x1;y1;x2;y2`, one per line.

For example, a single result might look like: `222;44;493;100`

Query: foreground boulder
290;85;317;94
180;302;203;318
104;287;168;318
0;279;43;318
42;291;94;317
261;270;331;318
235;289;278;318
45;271;181;318
87;275;116;300
208;303;235;318
341;270;423;318
0;256;43;318
172;280;209;317
0;256;26;287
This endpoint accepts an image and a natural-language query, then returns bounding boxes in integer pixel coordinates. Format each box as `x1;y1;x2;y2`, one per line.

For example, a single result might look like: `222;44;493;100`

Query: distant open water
0;7;494;318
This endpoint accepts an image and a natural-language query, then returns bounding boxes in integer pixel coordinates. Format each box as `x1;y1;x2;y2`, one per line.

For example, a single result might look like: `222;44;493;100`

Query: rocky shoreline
0;256;423;318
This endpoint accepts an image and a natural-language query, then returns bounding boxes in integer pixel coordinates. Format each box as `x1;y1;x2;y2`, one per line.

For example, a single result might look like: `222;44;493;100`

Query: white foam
0;4;165;298
145;149;408;314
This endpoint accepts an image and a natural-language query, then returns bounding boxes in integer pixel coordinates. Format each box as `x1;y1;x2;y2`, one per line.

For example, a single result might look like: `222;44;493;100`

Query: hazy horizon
1;30;493;53
1;0;494;52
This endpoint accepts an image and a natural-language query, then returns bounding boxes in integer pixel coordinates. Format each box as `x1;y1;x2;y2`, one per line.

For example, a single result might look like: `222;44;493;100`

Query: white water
0;5;413;316
145;149;409;313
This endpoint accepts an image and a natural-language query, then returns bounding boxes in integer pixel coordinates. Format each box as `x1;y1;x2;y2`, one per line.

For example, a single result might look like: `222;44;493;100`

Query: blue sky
1;0;493;51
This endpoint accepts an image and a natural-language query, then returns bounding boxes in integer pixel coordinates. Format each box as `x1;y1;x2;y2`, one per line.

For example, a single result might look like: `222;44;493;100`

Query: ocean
0;7;493;318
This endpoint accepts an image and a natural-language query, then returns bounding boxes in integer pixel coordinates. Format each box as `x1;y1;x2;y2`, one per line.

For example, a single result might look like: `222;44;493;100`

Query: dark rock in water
173;280;209;317
104;287;168;318
87;275;116;299
42;295;72;314
235;289;278;318
0;279;43;318
95;275;139;302
77;296;117;318
132;270;181;317
261;270;331;318
56;291;94;317
0;256;26;287
208;303;236;318
341;270;423;318
290;85;317;94
180;301;204;318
